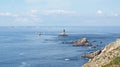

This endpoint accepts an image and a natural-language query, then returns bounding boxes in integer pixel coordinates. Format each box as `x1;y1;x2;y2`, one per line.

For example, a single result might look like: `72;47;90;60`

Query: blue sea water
0;26;120;67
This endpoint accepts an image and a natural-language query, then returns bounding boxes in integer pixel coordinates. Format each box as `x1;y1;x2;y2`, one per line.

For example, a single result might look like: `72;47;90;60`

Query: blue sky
0;0;120;26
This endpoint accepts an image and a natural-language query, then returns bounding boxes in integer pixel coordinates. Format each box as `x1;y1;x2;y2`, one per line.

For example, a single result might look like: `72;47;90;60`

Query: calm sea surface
0;26;119;67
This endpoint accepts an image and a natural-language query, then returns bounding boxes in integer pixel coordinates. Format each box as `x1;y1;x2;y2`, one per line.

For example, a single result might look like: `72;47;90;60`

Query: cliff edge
82;39;120;67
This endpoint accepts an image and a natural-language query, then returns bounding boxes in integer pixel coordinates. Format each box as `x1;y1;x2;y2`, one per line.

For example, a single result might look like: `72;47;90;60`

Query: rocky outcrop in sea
75;38;91;46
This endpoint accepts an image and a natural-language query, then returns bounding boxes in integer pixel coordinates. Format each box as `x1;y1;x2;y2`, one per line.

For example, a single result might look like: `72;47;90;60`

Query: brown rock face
82;39;120;67
76;38;91;46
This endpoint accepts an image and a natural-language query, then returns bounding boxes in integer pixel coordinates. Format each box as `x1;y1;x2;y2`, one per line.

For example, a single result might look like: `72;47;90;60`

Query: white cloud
15;15;40;22
0;12;11;16
27;9;39;17
0;12;19;17
15;17;40;22
0;9;79;23
16;18;29;22
30;9;39;14
44;10;77;15
97;10;103;15
0;10;41;23
111;12;119;17
15;9;41;22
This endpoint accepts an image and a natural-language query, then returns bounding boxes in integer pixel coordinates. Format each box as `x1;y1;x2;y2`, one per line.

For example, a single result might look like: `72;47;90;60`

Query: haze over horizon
0;0;120;26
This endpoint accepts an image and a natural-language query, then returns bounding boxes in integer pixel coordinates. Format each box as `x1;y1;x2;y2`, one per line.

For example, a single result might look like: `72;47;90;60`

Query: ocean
0;26;119;67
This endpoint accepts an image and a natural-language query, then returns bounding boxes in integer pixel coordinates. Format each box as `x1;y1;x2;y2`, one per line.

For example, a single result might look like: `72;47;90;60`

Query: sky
0;0;120;26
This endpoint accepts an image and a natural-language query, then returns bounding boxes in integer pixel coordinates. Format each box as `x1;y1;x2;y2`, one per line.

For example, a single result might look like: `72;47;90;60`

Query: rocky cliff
82;39;120;67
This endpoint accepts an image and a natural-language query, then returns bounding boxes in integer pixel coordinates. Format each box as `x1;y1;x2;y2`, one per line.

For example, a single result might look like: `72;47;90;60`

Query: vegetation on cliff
102;56;120;67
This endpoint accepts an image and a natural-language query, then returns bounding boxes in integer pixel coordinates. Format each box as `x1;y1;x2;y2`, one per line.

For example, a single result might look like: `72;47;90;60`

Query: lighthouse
59;29;68;36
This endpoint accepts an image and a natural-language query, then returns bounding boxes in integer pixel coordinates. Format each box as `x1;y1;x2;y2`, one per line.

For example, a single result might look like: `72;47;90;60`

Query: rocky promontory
82;39;120;67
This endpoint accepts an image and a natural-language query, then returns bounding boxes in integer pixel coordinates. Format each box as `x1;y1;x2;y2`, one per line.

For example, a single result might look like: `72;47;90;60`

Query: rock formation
82;50;101;59
91;46;97;48
82;39;120;67
75;38;91;46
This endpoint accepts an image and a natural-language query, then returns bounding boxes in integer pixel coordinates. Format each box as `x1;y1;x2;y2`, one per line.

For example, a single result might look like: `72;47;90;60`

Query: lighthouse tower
59;29;67;36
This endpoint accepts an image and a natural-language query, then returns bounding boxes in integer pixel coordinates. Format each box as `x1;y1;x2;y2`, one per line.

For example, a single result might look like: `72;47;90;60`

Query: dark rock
39;33;42;36
66;41;75;44
82;50;101;59
92;40;97;42
100;41;103;44
91;46;97;48
61;41;75;44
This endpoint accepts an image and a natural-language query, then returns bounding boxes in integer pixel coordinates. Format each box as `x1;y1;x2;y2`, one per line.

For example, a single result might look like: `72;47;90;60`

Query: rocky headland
82;39;120;67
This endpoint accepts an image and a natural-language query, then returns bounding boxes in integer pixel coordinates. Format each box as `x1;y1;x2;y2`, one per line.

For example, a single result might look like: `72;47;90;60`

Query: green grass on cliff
102;56;120;67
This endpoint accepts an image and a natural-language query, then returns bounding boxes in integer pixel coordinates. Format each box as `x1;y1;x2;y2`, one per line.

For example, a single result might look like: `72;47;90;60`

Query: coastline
82;39;120;67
